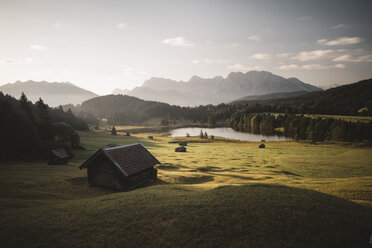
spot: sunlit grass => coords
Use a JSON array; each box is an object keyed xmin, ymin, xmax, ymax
[{"xmin": 0, "ymin": 129, "xmax": 371, "ymax": 247}]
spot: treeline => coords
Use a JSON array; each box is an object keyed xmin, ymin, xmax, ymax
[
  {"xmin": 229, "ymin": 78, "xmax": 372, "ymax": 116},
  {"xmin": 228, "ymin": 112, "xmax": 372, "ymax": 142},
  {"xmin": 0, "ymin": 92, "xmax": 87, "ymax": 161},
  {"xmin": 283, "ymin": 115, "xmax": 372, "ymax": 142},
  {"xmin": 228, "ymin": 112, "xmax": 279, "ymax": 135}
]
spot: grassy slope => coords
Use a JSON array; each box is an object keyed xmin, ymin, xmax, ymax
[{"xmin": 0, "ymin": 130, "xmax": 372, "ymax": 247}]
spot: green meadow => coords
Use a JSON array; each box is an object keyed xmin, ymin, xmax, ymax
[{"xmin": 1, "ymin": 129, "xmax": 372, "ymax": 247}]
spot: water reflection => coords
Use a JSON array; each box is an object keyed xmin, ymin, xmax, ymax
[{"xmin": 170, "ymin": 127, "xmax": 292, "ymax": 142}]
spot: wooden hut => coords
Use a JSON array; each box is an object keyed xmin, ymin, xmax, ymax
[
  {"xmin": 79, "ymin": 143, "xmax": 160, "ymax": 191},
  {"xmin": 175, "ymin": 146, "xmax": 186, "ymax": 152},
  {"xmin": 48, "ymin": 148, "xmax": 71, "ymax": 165}
]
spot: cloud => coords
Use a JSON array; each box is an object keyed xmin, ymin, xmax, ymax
[
  {"xmin": 163, "ymin": 36, "xmax": 194, "ymax": 47},
  {"xmin": 331, "ymin": 24, "xmax": 350, "ymax": 29},
  {"xmin": 302, "ymin": 64, "xmax": 345, "ymax": 70},
  {"xmin": 277, "ymin": 53, "xmax": 293, "ymax": 58},
  {"xmin": 276, "ymin": 64, "xmax": 299, "ymax": 70},
  {"xmin": 247, "ymin": 35, "xmax": 262, "ymax": 42},
  {"xmin": 204, "ymin": 58, "xmax": 231, "ymax": 63},
  {"xmin": 193, "ymin": 58, "xmax": 231, "ymax": 64},
  {"xmin": 249, "ymin": 53, "xmax": 270, "ymax": 60},
  {"xmin": 276, "ymin": 63, "xmax": 344, "ymax": 70},
  {"xmin": 226, "ymin": 64, "xmax": 260, "ymax": 71},
  {"xmin": 291, "ymin": 49, "xmax": 333, "ymax": 61},
  {"xmin": 317, "ymin": 36, "xmax": 362, "ymax": 46},
  {"xmin": 0, "ymin": 58, "xmax": 41, "ymax": 65},
  {"xmin": 116, "ymin": 23, "xmax": 128, "ymax": 29},
  {"xmin": 30, "ymin": 44, "xmax": 47, "ymax": 50},
  {"xmin": 333, "ymin": 54, "xmax": 372, "ymax": 63},
  {"xmin": 122, "ymin": 65, "xmax": 147, "ymax": 75}
]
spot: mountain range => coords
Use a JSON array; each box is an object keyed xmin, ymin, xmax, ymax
[
  {"xmin": 0, "ymin": 71, "xmax": 321, "ymax": 107},
  {"xmin": 123, "ymin": 71, "xmax": 321, "ymax": 106},
  {"xmin": 0, "ymin": 80, "xmax": 98, "ymax": 106}
]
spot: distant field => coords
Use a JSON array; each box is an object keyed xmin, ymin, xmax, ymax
[
  {"xmin": 0, "ymin": 130, "xmax": 371, "ymax": 247},
  {"xmin": 303, "ymin": 114, "xmax": 372, "ymax": 123}
]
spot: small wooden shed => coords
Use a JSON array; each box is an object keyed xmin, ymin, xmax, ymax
[
  {"xmin": 48, "ymin": 148, "xmax": 71, "ymax": 165},
  {"xmin": 79, "ymin": 143, "xmax": 160, "ymax": 191}
]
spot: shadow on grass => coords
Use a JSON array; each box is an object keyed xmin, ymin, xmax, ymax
[
  {"xmin": 206, "ymin": 172, "xmax": 267, "ymax": 181},
  {"xmin": 270, "ymin": 170, "xmax": 302, "ymax": 177},
  {"xmin": 170, "ymin": 175, "xmax": 214, "ymax": 184},
  {"xmin": 156, "ymin": 163, "xmax": 187, "ymax": 170}
]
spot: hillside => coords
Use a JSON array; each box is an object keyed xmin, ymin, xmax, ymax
[
  {"xmin": 230, "ymin": 91, "xmax": 308, "ymax": 104},
  {"xmin": 234, "ymin": 78, "xmax": 372, "ymax": 116},
  {"xmin": 127, "ymin": 71, "xmax": 321, "ymax": 106},
  {"xmin": 72, "ymin": 78, "xmax": 372, "ymax": 128},
  {"xmin": 73, "ymin": 94, "xmax": 200, "ymax": 124},
  {"xmin": 1, "ymin": 132, "xmax": 371, "ymax": 248},
  {"xmin": 0, "ymin": 80, "xmax": 98, "ymax": 106}
]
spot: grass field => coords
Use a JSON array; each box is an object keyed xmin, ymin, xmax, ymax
[
  {"xmin": 303, "ymin": 114, "xmax": 372, "ymax": 123},
  {"xmin": 0, "ymin": 130, "xmax": 371, "ymax": 247}
]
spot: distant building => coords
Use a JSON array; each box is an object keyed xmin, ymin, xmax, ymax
[
  {"xmin": 48, "ymin": 148, "xmax": 71, "ymax": 165},
  {"xmin": 79, "ymin": 143, "xmax": 159, "ymax": 191}
]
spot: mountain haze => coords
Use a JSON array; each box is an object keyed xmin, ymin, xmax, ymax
[
  {"xmin": 127, "ymin": 71, "xmax": 321, "ymax": 106},
  {"xmin": 0, "ymin": 80, "xmax": 98, "ymax": 106}
]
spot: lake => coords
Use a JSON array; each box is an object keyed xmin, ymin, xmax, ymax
[{"xmin": 170, "ymin": 127, "xmax": 292, "ymax": 142}]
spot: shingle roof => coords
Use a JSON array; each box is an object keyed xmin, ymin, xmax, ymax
[
  {"xmin": 51, "ymin": 148, "xmax": 70, "ymax": 159},
  {"xmin": 79, "ymin": 143, "xmax": 160, "ymax": 176}
]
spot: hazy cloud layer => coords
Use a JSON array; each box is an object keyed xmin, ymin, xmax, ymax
[
  {"xmin": 277, "ymin": 63, "xmax": 345, "ymax": 70},
  {"xmin": 163, "ymin": 36, "xmax": 194, "ymax": 47},
  {"xmin": 247, "ymin": 35, "xmax": 262, "ymax": 42},
  {"xmin": 331, "ymin": 24, "xmax": 350, "ymax": 29},
  {"xmin": 291, "ymin": 50, "xmax": 333, "ymax": 61},
  {"xmin": 317, "ymin": 37, "xmax": 362, "ymax": 46},
  {"xmin": 333, "ymin": 54, "xmax": 372, "ymax": 62},
  {"xmin": 227, "ymin": 64, "xmax": 260, "ymax": 71},
  {"xmin": 250, "ymin": 53, "xmax": 270, "ymax": 60},
  {"xmin": 30, "ymin": 45, "xmax": 47, "ymax": 50}
]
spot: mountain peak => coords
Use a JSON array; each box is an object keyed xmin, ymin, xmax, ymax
[
  {"xmin": 0, "ymin": 80, "xmax": 98, "ymax": 106},
  {"xmin": 127, "ymin": 71, "xmax": 320, "ymax": 106}
]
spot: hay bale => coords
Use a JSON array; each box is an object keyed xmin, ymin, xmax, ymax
[
  {"xmin": 179, "ymin": 141, "xmax": 187, "ymax": 146},
  {"xmin": 175, "ymin": 146, "xmax": 187, "ymax": 152}
]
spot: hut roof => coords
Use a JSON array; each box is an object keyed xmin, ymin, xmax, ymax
[
  {"xmin": 79, "ymin": 143, "xmax": 160, "ymax": 176},
  {"xmin": 51, "ymin": 148, "xmax": 70, "ymax": 159}
]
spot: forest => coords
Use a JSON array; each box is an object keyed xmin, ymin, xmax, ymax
[
  {"xmin": 228, "ymin": 112, "xmax": 372, "ymax": 142},
  {"xmin": 0, "ymin": 92, "xmax": 87, "ymax": 161}
]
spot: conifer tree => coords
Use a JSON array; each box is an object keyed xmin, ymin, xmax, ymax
[{"xmin": 111, "ymin": 126, "xmax": 117, "ymax": 135}]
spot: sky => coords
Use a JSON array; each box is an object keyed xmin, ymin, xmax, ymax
[{"xmin": 1, "ymin": 0, "xmax": 372, "ymax": 95}]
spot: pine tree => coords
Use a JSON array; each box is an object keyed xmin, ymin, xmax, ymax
[
  {"xmin": 19, "ymin": 92, "xmax": 34, "ymax": 122},
  {"xmin": 111, "ymin": 126, "xmax": 117, "ymax": 135},
  {"xmin": 34, "ymin": 98, "xmax": 52, "ymax": 141}
]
